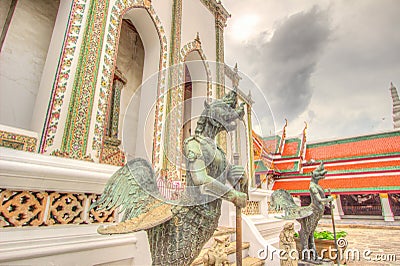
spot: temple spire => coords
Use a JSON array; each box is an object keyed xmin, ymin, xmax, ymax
[{"xmin": 390, "ymin": 82, "xmax": 400, "ymax": 129}]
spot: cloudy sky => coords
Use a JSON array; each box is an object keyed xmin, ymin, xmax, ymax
[{"xmin": 222, "ymin": 0, "xmax": 400, "ymax": 141}]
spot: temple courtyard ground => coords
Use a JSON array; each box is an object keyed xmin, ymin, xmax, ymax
[{"xmin": 317, "ymin": 220, "xmax": 400, "ymax": 265}]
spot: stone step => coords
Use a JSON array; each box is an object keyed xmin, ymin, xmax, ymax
[
  {"xmin": 203, "ymin": 226, "xmax": 237, "ymax": 249},
  {"xmin": 254, "ymin": 219, "xmax": 285, "ymax": 240},
  {"xmin": 231, "ymin": 256, "xmax": 265, "ymax": 266},
  {"xmin": 191, "ymin": 241, "xmax": 250, "ymax": 265}
]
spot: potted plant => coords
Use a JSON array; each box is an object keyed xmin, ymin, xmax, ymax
[{"xmin": 294, "ymin": 230, "xmax": 348, "ymax": 263}]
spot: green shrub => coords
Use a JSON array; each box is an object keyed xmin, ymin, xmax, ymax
[{"xmin": 294, "ymin": 230, "xmax": 347, "ymax": 240}]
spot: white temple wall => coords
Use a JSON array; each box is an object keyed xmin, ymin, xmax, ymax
[
  {"xmin": 0, "ymin": 0, "xmax": 60, "ymax": 130},
  {"xmin": 124, "ymin": 8, "xmax": 161, "ymax": 160},
  {"xmin": 185, "ymin": 52, "xmax": 209, "ymax": 134},
  {"xmin": 117, "ymin": 20, "xmax": 145, "ymax": 159},
  {"xmin": 181, "ymin": 0, "xmax": 216, "ymax": 63},
  {"xmin": 151, "ymin": 0, "xmax": 173, "ymax": 45},
  {"xmin": 31, "ymin": 0, "xmax": 78, "ymax": 144}
]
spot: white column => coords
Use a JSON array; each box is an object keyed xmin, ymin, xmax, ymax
[
  {"xmin": 380, "ymin": 193, "xmax": 395, "ymax": 222},
  {"xmin": 259, "ymin": 193, "xmax": 268, "ymax": 217},
  {"xmin": 332, "ymin": 194, "xmax": 343, "ymax": 220}
]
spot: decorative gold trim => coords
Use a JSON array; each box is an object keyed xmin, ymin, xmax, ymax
[
  {"xmin": 199, "ymin": 0, "xmax": 230, "ymax": 23},
  {"xmin": 380, "ymin": 193, "xmax": 389, "ymax": 199},
  {"xmin": 0, "ymin": 130, "xmax": 37, "ymax": 152}
]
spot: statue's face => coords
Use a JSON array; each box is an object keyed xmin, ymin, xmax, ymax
[
  {"xmin": 315, "ymin": 174, "xmax": 326, "ymax": 181},
  {"xmin": 206, "ymin": 101, "xmax": 244, "ymax": 132},
  {"xmin": 312, "ymin": 164, "xmax": 328, "ymax": 180}
]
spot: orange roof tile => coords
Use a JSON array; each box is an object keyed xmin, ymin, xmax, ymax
[
  {"xmin": 272, "ymin": 174, "xmax": 400, "ymax": 192},
  {"xmin": 274, "ymin": 161, "xmax": 298, "ymax": 172},
  {"xmin": 262, "ymin": 138, "xmax": 280, "ymax": 154},
  {"xmin": 305, "ymin": 131, "xmax": 400, "ymax": 161},
  {"xmin": 303, "ymin": 159, "xmax": 400, "ymax": 173},
  {"xmin": 282, "ymin": 139, "xmax": 301, "ymax": 157}
]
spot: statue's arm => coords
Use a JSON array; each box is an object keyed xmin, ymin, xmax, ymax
[
  {"xmin": 185, "ymin": 141, "xmax": 246, "ymax": 208},
  {"xmin": 226, "ymin": 164, "xmax": 247, "ymax": 188},
  {"xmin": 310, "ymin": 186, "xmax": 333, "ymax": 204}
]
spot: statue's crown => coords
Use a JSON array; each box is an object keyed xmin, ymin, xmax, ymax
[{"xmin": 221, "ymin": 90, "xmax": 237, "ymax": 108}]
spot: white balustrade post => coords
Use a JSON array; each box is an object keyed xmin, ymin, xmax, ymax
[{"xmin": 380, "ymin": 193, "xmax": 395, "ymax": 222}]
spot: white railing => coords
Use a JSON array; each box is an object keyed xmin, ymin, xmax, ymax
[{"xmin": 0, "ymin": 148, "xmax": 151, "ymax": 265}]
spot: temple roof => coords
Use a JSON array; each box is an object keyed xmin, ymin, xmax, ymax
[
  {"xmin": 253, "ymin": 128, "xmax": 400, "ymax": 194},
  {"xmin": 305, "ymin": 131, "xmax": 400, "ymax": 162},
  {"xmin": 282, "ymin": 138, "xmax": 301, "ymax": 157}
]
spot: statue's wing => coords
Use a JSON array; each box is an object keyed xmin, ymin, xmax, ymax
[
  {"xmin": 271, "ymin": 189, "xmax": 313, "ymax": 220},
  {"xmin": 90, "ymin": 158, "xmax": 173, "ymax": 234}
]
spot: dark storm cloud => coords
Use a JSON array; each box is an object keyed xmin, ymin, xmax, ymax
[
  {"xmin": 243, "ymin": 7, "xmax": 332, "ymax": 122},
  {"xmin": 225, "ymin": 0, "xmax": 400, "ymax": 140}
]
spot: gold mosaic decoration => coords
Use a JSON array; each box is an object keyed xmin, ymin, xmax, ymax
[
  {"xmin": 0, "ymin": 130, "xmax": 37, "ymax": 152},
  {"xmin": 100, "ymin": 137, "xmax": 126, "ymax": 166}
]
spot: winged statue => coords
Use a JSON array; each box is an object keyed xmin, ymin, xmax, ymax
[
  {"xmin": 270, "ymin": 163, "xmax": 333, "ymax": 263},
  {"xmin": 90, "ymin": 90, "xmax": 248, "ymax": 265}
]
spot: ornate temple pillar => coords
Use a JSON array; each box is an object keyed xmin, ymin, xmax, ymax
[
  {"xmin": 246, "ymin": 93, "xmax": 255, "ymax": 188},
  {"xmin": 214, "ymin": 6, "xmax": 230, "ymax": 152},
  {"xmin": 380, "ymin": 193, "xmax": 395, "ymax": 222},
  {"xmin": 215, "ymin": 12, "xmax": 227, "ymax": 99},
  {"xmin": 59, "ymin": 0, "xmax": 109, "ymax": 161},
  {"xmin": 162, "ymin": 0, "xmax": 183, "ymax": 180}
]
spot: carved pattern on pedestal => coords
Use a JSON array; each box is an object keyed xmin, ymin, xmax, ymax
[
  {"xmin": 88, "ymin": 194, "xmax": 116, "ymax": 223},
  {"xmin": 242, "ymin": 200, "xmax": 261, "ymax": 215},
  {"xmin": 46, "ymin": 192, "xmax": 86, "ymax": 225},
  {"xmin": 0, "ymin": 189, "xmax": 115, "ymax": 227},
  {"xmin": 0, "ymin": 190, "xmax": 47, "ymax": 227}
]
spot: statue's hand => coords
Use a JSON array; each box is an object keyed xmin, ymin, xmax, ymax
[
  {"xmin": 325, "ymin": 196, "xmax": 334, "ymax": 203},
  {"xmin": 231, "ymin": 190, "xmax": 247, "ymax": 208}
]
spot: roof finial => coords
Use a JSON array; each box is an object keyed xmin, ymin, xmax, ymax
[
  {"xmin": 195, "ymin": 32, "xmax": 201, "ymax": 43},
  {"xmin": 390, "ymin": 82, "xmax": 400, "ymax": 129}
]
